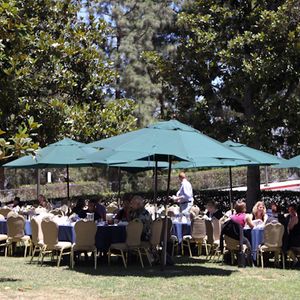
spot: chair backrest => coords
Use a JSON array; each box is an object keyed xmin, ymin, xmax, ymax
[
  {"xmin": 205, "ymin": 220, "xmax": 214, "ymax": 245},
  {"xmin": 190, "ymin": 205, "xmax": 200, "ymax": 217},
  {"xmin": 150, "ymin": 218, "xmax": 163, "ymax": 246},
  {"xmin": 41, "ymin": 218, "xmax": 58, "ymax": 248},
  {"xmin": 126, "ymin": 219, "xmax": 143, "ymax": 247},
  {"xmin": 212, "ymin": 218, "xmax": 221, "ymax": 241},
  {"xmin": 74, "ymin": 220, "xmax": 97, "ymax": 247},
  {"xmin": 264, "ymin": 222, "xmax": 284, "ymax": 248},
  {"xmin": 31, "ymin": 217, "xmax": 43, "ymax": 245},
  {"xmin": 7, "ymin": 214, "xmax": 25, "ymax": 239},
  {"xmin": 191, "ymin": 217, "xmax": 206, "ymax": 240},
  {"xmin": 224, "ymin": 235, "xmax": 240, "ymax": 251},
  {"xmin": 0, "ymin": 208, "xmax": 12, "ymax": 218}
]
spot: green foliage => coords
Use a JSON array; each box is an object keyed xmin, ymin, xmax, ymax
[
  {"xmin": 145, "ymin": 0, "xmax": 300, "ymax": 156},
  {"xmin": 0, "ymin": 116, "xmax": 41, "ymax": 160},
  {"xmin": 90, "ymin": 0, "xmax": 178, "ymax": 125}
]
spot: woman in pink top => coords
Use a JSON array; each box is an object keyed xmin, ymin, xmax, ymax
[{"xmin": 231, "ymin": 200, "xmax": 254, "ymax": 229}]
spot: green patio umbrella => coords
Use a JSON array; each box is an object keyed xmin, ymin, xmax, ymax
[
  {"xmin": 3, "ymin": 138, "xmax": 97, "ymax": 200},
  {"xmin": 88, "ymin": 120, "xmax": 252, "ymax": 268},
  {"xmin": 223, "ymin": 140, "xmax": 284, "ymax": 190},
  {"xmin": 273, "ymin": 155, "xmax": 300, "ymax": 169}
]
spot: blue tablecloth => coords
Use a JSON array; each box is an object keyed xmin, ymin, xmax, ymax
[
  {"xmin": 244, "ymin": 228, "xmax": 264, "ymax": 261},
  {"xmin": 0, "ymin": 220, "xmax": 126, "ymax": 252},
  {"xmin": 0, "ymin": 220, "xmax": 31, "ymax": 235},
  {"xmin": 57, "ymin": 224, "xmax": 126, "ymax": 252},
  {"xmin": 172, "ymin": 221, "xmax": 191, "ymax": 243}
]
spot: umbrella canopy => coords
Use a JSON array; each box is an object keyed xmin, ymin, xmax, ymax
[
  {"xmin": 273, "ymin": 155, "xmax": 300, "ymax": 169},
  {"xmin": 223, "ymin": 140, "xmax": 283, "ymax": 165},
  {"xmin": 111, "ymin": 160, "xmax": 169, "ymax": 173},
  {"xmin": 3, "ymin": 138, "xmax": 98, "ymax": 199},
  {"xmin": 4, "ymin": 138, "xmax": 97, "ymax": 168},
  {"xmin": 89, "ymin": 120, "xmax": 254, "ymax": 269},
  {"xmin": 89, "ymin": 120, "xmax": 250, "ymax": 162},
  {"xmin": 173, "ymin": 157, "xmax": 258, "ymax": 169}
]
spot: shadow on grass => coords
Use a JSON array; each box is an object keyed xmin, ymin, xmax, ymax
[
  {"xmin": 0, "ymin": 277, "xmax": 21, "ymax": 283},
  {"xmin": 65, "ymin": 256, "xmax": 237, "ymax": 278}
]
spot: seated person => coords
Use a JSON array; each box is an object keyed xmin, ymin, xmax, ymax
[
  {"xmin": 287, "ymin": 205, "xmax": 300, "ymax": 267},
  {"xmin": 266, "ymin": 202, "xmax": 285, "ymax": 225},
  {"xmin": 230, "ymin": 200, "xmax": 254, "ymax": 251},
  {"xmin": 115, "ymin": 193, "xmax": 132, "ymax": 222},
  {"xmin": 94, "ymin": 199, "xmax": 106, "ymax": 221},
  {"xmin": 231, "ymin": 200, "xmax": 254, "ymax": 229},
  {"xmin": 83, "ymin": 199, "xmax": 101, "ymax": 222},
  {"xmin": 286, "ymin": 204, "xmax": 298, "ymax": 234},
  {"xmin": 250, "ymin": 201, "xmax": 268, "ymax": 224},
  {"xmin": 38, "ymin": 194, "xmax": 52, "ymax": 211},
  {"xmin": 129, "ymin": 195, "xmax": 152, "ymax": 241},
  {"xmin": 205, "ymin": 200, "xmax": 223, "ymax": 220},
  {"xmin": 71, "ymin": 198, "xmax": 87, "ymax": 219}
]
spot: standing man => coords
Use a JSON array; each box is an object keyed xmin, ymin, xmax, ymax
[{"xmin": 171, "ymin": 171, "xmax": 194, "ymax": 214}]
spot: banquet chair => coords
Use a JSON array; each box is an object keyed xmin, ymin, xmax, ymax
[
  {"xmin": 0, "ymin": 208, "xmax": 12, "ymax": 218},
  {"xmin": 209, "ymin": 218, "xmax": 222, "ymax": 261},
  {"xmin": 71, "ymin": 220, "xmax": 97, "ymax": 269},
  {"xmin": 41, "ymin": 218, "xmax": 72, "ymax": 267},
  {"xmin": 257, "ymin": 222, "xmax": 285, "ymax": 269},
  {"xmin": 160, "ymin": 217, "xmax": 178, "ymax": 257},
  {"xmin": 182, "ymin": 216, "xmax": 208, "ymax": 257},
  {"xmin": 30, "ymin": 217, "xmax": 44, "ymax": 263},
  {"xmin": 141, "ymin": 218, "xmax": 163, "ymax": 266},
  {"xmin": 5, "ymin": 214, "xmax": 31, "ymax": 257},
  {"xmin": 190, "ymin": 205, "xmax": 200, "ymax": 218},
  {"xmin": 108, "ymin": 219, "xmax": 143, "ymax": 268}
]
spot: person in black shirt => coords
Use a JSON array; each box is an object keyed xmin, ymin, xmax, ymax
[{"xmin": 205, "ymin": 200, "xmax": 223, "ymax": 220}]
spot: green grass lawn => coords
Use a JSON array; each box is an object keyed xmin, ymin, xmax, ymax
[{"xmin": 0, "ymin": 255, "xmax": 300, "ymax": 300}]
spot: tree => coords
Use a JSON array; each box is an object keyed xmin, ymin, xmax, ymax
[
  {"xmin": 145, "ymin": 0, "xmax": 300, "ymax": 209},
  {"xmin": 89, "ymin": 0, "xmax": 178, "ymax": 126}
]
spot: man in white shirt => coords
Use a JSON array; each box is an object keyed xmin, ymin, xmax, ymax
[{"xmin": 171, "ymin": 172, "xmax": 194, "ymax": 214}]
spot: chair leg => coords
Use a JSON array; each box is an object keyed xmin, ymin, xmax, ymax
[
  {"xmin": 57, "ymin": 249, "xmax": 63, "ymax": 267},
  {"xmin": 71, "ymin": 249, "xmax": 74, "ymax": 269},
  {"xmin": 187, "ymin": 240, "xmax": 192, "ymax": 257},
  {"xmin": 230, "ymin": 252, "xmax": 234, "ymax": 265},
  {"xmin": 261, "ymin": 251, "xmax": 264, "ymax": 268},
  {"xmin": 282, "ymin": 251, "xmax": 285, "ymax": 269},
  {"xmin": 137, "ymin": 249, "xmax": 144, "ymax": 268},
  {"xmin": 30, "ymin": 245, "xmax": 37, "ymax": 263},
  {"xmin": 94, "ymin": 249, "xmax": 97, "ymax": 270},
  {"xmin": 24, "ymin": 244, "xmax": 28, "ymax": 258},
  {"xmin": 108, "ymin": 249, "xmax": 111, "ymax": 265},
  {"xmin": 181, "ymin": 242, "xmax": 184, "ymax": 256},
  {"xmin": 145, "ymin": 249, "xmax": 152, "ymax": 266},
  {"xmin": 120, "ymin": 250, "xmax": 127, "ymax": 268}
]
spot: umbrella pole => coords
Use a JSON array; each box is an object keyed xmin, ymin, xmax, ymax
[
  {"xmin": 67, "ymin": 165, "xmax": 70, "ymax": 201},
  {"xmin": 36, "ymin": 169, "xmax": 41, "ymax": 200},
  {"xmin": 264, "ymin": 166, "xmax": 269, "ymax": 186},
  {"xmin": 154, "ymin": 159, "xmax": 158, "ymax": 218},
  {"xmin": 229, "ymin": 166, "xmax": 233, "ymax": 212},
  {"xmin": 118, "ymin": 167, "xmax": 121, "ymax": 208},
  {"xmin": 161, "ymin": 156, "xmax": 172, "ymax": 270}
]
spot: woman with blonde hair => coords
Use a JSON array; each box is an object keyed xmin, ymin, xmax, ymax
[{"xmin": 251, "ymin": 201, "xmax": 268, "ymax": 224}]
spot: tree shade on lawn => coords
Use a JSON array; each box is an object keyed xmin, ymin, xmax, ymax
[{"xmin": 88, "ymin": 119, "xmax": 254, "ymax": 268}]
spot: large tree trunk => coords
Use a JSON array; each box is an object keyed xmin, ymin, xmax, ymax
[{"xmin": 246, "ymin": 166, "xmax": 261, "ymax": 212}]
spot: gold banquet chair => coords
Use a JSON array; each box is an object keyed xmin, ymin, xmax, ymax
[
  {"xmin": 141, "ymin": 218, "xmax": 163, "ymax": 266},
  {"xmin": 5, "ymin": 213, "xmax": 31, "ymax": 257},
  {"xmin": 257, "ymin": 222, "xmax": 285, "ymax": 269},
  {"xmin": 0, "ymin": 208, "xmax": 12, "ymax": 218},
  {"xmin": 108, "ymin": 219, "xmax": 144, "ymax": 268},
  {"xmin": 182, "ymin": 216, "xmax": 208, "ymax": 257},
  {"xmin": 71, "ymin": 220, "xmax": 97, "ymax": 269},
  {"xmin": 41, "ymin": 218, "xmax": 72, "ymax": 267},
  {"xmin": 30, "ymin": 217, "xmax": 45, "ymax": 263}
]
